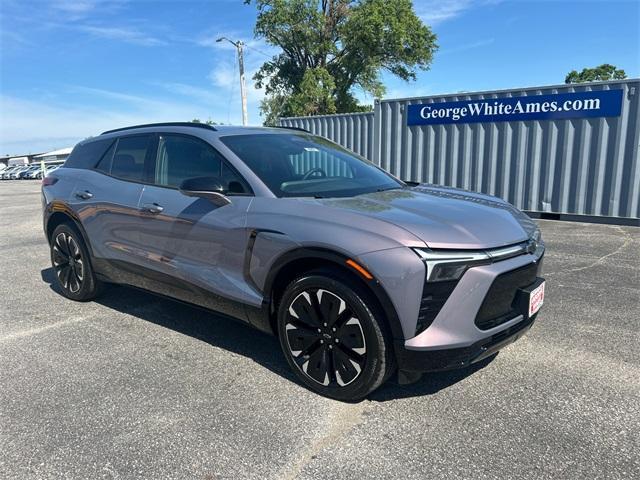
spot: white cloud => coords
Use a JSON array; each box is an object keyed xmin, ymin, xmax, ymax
[
  {"xmin": 76, "ymin": 25, "xmax": 166, "ymax": 46},
  {"xmin": 415, "ymin": 0, "xmax": 501, "ymax": 26},
  {"xmin": 153, "ymin": 82, "xmax": 222, "ymax": 106},
  {"xmin": 209, "ymin": 63, "xmax": 265, "ymax": 104},
  {"xmin": 51, "ymin": 0, "xmax": 127, "ymax": 19},
  {"xmin": 439, "ymin": 38, "xmax": 495, "ymax": 55},
  {"xmin": 0, "ymin": 91, "xmax": 220, "ymax": 155}
]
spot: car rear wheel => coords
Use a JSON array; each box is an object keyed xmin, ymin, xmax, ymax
[
  {"xmin": 50, "ymin": 223, "xmax": 101, "ymax": 301},
  {"xmin": 277, "ymin": 270, "xmax": 395, "ymax": 401}
]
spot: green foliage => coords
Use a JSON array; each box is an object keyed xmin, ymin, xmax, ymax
[
  {"xmin": 191, "ymin": 118, "xmax": 221, "ymax": 125},
  {"xmin": 565, "ymin": 64, "xmax": 627, "ymax": 84},
  {"xmin": 247, "ymin": 0, "xmax": 437, "ymax": 124},
  {"xmin": 289, "ymin": 68, "xmax": 337, "ymax": 116}
]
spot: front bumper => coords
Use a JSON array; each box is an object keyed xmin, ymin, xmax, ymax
[
  {"xmin": 395, "ymin": 313, "xmax": 537, "ymax": 372},
  {"xmin": 396, "ymin": 252, "xmax": 545, "ymax": 373}
]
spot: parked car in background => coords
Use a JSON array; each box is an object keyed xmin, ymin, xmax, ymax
[
  {"xmin": 11, "ymin": 167, "xmax": 27, "ymax": 179},
  {"xmin": 42, "ymin": 122, "xmax": 545, "ymax": 400},
  {"xmin": 1, "ymin": 166, "xmax": 17, "ymax": 179},
  {"xmin": 40, "ymin": 165, "xmax": 61, "ymax": 179},
  {"xmin": 1, "ymin": 166, "xmax": 23, "ymax": 179},
  {"xmin": 6, "ymin": 165, "xmax": 29, "ymax": 180},
  {"xmin": 26, "ymin": 166, "xmax": 44, "ymax": 179},
  {"xmin": 18, "ymin": 165, "xmax": 41, "ymax": 179}
]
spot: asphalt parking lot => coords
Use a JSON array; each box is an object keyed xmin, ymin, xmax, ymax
[{"xmin": 0, "ymin": 180, "xmax": 638, "ymax": 480}]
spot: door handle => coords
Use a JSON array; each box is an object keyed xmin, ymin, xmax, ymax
[
  {"xmin": 74, "ymin": 190, "xmax": 93, "ymax": 200},
  {"xmin": 141, "ymin": 203, "xmax": 164, "ymax": 214}
]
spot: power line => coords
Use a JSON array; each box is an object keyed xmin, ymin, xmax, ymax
[{"xmin": 243, "ymin": 43, "xmax": 273, "ymax": 59}]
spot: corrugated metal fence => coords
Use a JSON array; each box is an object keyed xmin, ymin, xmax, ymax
[{"xmin": 279, "ymin": 80, "xmax": 639, "ymax": 220}]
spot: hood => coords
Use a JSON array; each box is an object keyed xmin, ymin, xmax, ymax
[{"xmin": 316, "ymin": 185, "xmax": 538, "ymax": 249}]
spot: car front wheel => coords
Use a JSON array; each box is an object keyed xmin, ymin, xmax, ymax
[{"xmin": 277, "ymin": 270, "xmax": 395, "ymax": 401}]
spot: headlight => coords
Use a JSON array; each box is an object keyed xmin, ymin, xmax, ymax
[
  {"xmin": 528, "ymin": 228, "xmax": 544, "ymax": 258},
  {"xmin": 414, "ymin": 230, "xmax": 545, "ymax": 283},
  {"xmin": 413, "ymin": 248, "xmax": 491, "ymax": 282},
  {"xmin": 531, "ymin": 228, "xmax": 541, "ymax": 243}
]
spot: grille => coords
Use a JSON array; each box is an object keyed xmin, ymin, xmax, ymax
[
  {"xmin": 416, "ymin": 279, "xmax": 458, "ymax": 335},
  {"xmin": 475, "ymin": 262, "xmax": 539, "ymax": 330}
]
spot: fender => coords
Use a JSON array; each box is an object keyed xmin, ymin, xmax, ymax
[
  {"xmin": 249, "ymin": 246, "xmax": 404, "ymax": 340},
  {"xmin": 44, "ymin": 201, "xmax": 96, "ymax": 258}
]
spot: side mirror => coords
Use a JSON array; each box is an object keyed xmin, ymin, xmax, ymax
[{"xmin": 179, "ymin": 176, "xmax": 231, "ymax": 207}]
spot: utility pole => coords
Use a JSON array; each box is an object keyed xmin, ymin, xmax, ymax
[{"xmin": 216, "ymin": 37, "xmax": 248, "ymax": 126}]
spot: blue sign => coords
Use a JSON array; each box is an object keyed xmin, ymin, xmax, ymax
[{"xmin": 407, "ymin": 89, "xmax": 623, "ymax": 126}]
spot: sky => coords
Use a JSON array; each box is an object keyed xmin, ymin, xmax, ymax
[{"xmin": 0, "ymin": 0, "xmax": 638, "ymax": 155}]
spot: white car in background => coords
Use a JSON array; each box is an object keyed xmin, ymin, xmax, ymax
[
  {"xmin": 1, "ymin": 166, "xmax": 20, "ymax": 179},
  {"xmin": 10, "ymin": 166, "xmax": 30, "ymax": 179},
  {"xmin": 41, "ymin": 165, "xmax": 61, "ymax": 178}
]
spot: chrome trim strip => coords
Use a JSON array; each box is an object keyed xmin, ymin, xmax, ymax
[{"xmin": 414, "ymin": 238, "xmax": 544, "ymax": 282}]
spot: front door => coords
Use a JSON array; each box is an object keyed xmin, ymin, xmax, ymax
[{"xmin": 136, "ymin": 133, "xmax": 257, "ymax": 318}]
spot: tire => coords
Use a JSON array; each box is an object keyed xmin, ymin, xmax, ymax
[
  {"xmin": 50, "ymin": 222, "xmax": 101, "ymax": 301},
  {"xmin": 277, "ymin": 269, "xmax": 395, "ymax": 401}
]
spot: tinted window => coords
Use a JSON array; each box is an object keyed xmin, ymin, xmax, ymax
[
  {"xmin": 65, "ymin": 139, "xmax": 114, "ymax": 169},
  {"xmin": 95, "ymin": 141, "xmax": 116, "ymax": 173},
  {"xmin": 111, "ymin": 135, "xmax": 151, "ymax": 182},
  {"xmin": 220, "ymin": 133, "xmax": 402, "ymax": 198},
  {"xmin": 154, "ymin": 134, "xmax": 249, "ymax": 193}
]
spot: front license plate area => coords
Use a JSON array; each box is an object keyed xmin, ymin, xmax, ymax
[
  {"xmin": 513, "ymin": 277, "xmax": 545, "ymax": 320},
  {"xmin": 528, "ymin": 281, "xmax": 545, "ymax": 317}
]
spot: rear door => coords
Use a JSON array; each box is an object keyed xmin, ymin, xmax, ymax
[
  {"xmin": 71, "ymin": 134, "xmax": 154, "ymax": 275},
  {"xmin": 137, "ymin": 133, "xmax": 256, "ymax": 312}
]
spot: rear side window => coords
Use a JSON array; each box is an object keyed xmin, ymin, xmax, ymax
[
  {"xmin": 65, "ymin": 139, "xmax": 114, "ymax": 169},
  {"xmin": 110, "ymin": 135, "xmax": 152, "ymax": 182},
  {"xmin": 95, "ymin": 141, "xmax": 116, "ymax": 173}
]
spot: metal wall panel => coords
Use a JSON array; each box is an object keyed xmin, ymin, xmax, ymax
[
  {"xmin": 279, "ymin": 80, "xmax": 639, "ymax": 219},
  {"xmin": 279, "ymin": 111, "xmax": 375, "ymax": 160}
]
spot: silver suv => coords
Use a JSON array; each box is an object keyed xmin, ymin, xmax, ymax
[{"xmin": 42, "ymin": 122, "xmax": 545, "ymax": 400}]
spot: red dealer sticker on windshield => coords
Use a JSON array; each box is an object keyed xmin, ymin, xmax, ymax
[{"xmin": 529, "ymin": 282, "xmax": 545, "ymax": 317}]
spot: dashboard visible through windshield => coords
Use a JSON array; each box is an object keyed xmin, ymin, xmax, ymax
[{"xmin": 220, "ymin": 133, "xmax": 403, "ymax": 198}]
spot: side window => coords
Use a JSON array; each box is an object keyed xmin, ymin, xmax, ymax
[
  {"xmin": 221, "ymin": 162, "xmax": 250, "ymax": 194},
  {"xmin": 65, "ymin": 138, "xmax": 113, "ymax": 169},
  {"xmin": 287, "ymin": 149, "xmax": 354, "ymax": 179},
  {"xmin": 110, "ymin": 135, "xmax": 151, "ymax": 182},
  {"xmin": 95, "ymin": 141, "xmax": 116, "ymax": 173},
  {"xmin": 155, "ymin": 135, "xmax": 221, "ymax": 188},
  {"xmin": 154, "ymin": 134, "xmax": 250, "ymax": 194}
]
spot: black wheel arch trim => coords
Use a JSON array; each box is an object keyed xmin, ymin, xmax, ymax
[
  {"xmin": 252, "ymin": 246, "xmax": 404, "ymax": 341},
  {"xmin": 44, "ymin": 201, "xmax": 95, "ymax": 258}
]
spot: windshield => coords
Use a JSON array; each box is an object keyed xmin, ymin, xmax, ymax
[{"xmin": 220, "ymin": 133, "xmax": 403, "ymax": 198}]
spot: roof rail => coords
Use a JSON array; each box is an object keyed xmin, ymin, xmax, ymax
[
  {"xmin": 101, "ymin": 122, "xmax": 217, "ymax": 135},
  {"xmin": 272, "ymin": 125, "xmax": 310, "ymax": 133}
]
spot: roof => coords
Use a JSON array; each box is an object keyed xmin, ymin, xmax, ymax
[
  {"xmin": 97, "ymin": 123, "xmax": 309, "ymax": 138},
  {"xmin": 34, "ymin": 147, "xmax": 73, "ymax": 158}
]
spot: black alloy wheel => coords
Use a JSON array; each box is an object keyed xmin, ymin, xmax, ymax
[
  {"xmin": 50, "ymin": 223, "xmax": 101, "ymax": 301},
  {"xmin": 52, "ymin": 231, "xmax": 84, "ymax": 294},
  {"xmin": 285, "ymin": 288, "xmax": 367, "ymax": 387},
  {"xmin": 277, "ymin": 270, "xmax": 394, "ymax": 401}
]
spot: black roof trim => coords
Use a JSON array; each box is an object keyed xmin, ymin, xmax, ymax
[
  {"xmin": 272, "ymin": 125, "xmax": 310, "ymax": 133},
  {"xmin": 101, "ymin": 122, "xmax": 217, "ymax": 135}
]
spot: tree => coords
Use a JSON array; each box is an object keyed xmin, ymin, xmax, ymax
[
  {"xmin": 246, "ymin": 0, "xmax": 437, "ymax": 124},
  {"xmin": 565, "ymin": 64, "xmax": 627, "ymax": 84},
  {"xmin": 191, "ymin": 118, "xmax": 220, "ymax": 125}
]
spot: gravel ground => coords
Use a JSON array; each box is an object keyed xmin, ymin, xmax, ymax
[{"xmin": 1, "ymin": 180, "xmax": 638, "ymax": 479}]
